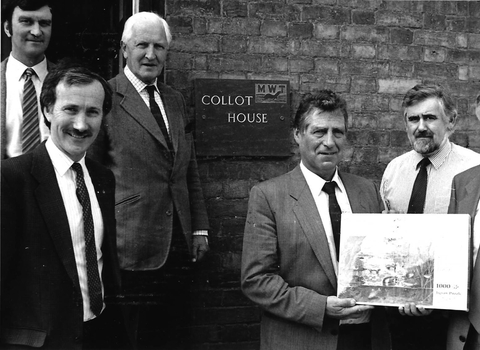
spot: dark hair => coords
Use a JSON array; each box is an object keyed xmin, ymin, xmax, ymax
[
  {"xmin": 2, "ymin": 0, "xmax": 52, "ymax": 25},
  {"xmin": 293, "ymin": 90, "xmax": 348, "ymax": 132},
  {"xmin": 402, "ymin": 84, "xmax": 457, "ymax": 123},
  {"xmin": 40, "ymin": 63, "xmax": 112, "ymax": 128}
]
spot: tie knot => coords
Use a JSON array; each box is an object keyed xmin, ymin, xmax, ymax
[
  {"xmin": 24, "ymin": 68, "xmax": 35, "ymax": 78},
  {"xmin": 417, "ymin": 157, "xmax": 431, "ymax": 170},
  {"xmin": 322, "ymin": 181, "xmax": 337, "ymax": 195},
  {"xmin": 146, "ymin": 85, "xmax": 156, "ymax": 98},
  {"xmin": 71, "ymin": 162, "xmax": 83, "ymax": 176}
]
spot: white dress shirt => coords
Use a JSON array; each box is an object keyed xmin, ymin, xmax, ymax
[
  {"xmin": 46, "ymin": 138, "xmax": 105, "ymax": 321},
  {"xmin": 381, "ymin": 140, "xmax": 480, "ymax": 214},
  {"xmin": 300, "ymin": 162, "xmax": 370, "ymax": 325},
  {"xmin": 300, "ymin": 162, "xmax": 352, "ymax": 275},
  {"xmin": 5, "ymin": 54, "xmax": 50, "ymax": 158}
]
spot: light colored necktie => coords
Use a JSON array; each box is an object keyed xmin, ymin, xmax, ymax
[{"xmin": 21, "ymin": 68, "xmax": 40, "ymax": 153}]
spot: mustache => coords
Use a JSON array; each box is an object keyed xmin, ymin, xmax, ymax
[
  {"xmin": 414, "ymin": 130, "xmax": 434, "ymax": 138},
  {"xmin": 66, "ymin": 128, "xmax": 93, "ymax": 138}
]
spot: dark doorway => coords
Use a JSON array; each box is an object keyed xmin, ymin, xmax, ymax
[{"xmin": 1, "ymin": 0, "xmax": 165, "ymax": 80}]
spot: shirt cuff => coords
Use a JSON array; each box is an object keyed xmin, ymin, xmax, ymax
[
  {"xmin": 193, "ymin": 230, "xmax": 208, "ymax": 236},
  {"xmin": 193, "ymin": 230, "xmax": 208, "ymax": 245}
]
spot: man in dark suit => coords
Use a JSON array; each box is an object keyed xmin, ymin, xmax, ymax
[
  {"xmin": 446, "ymin": 93, "xmax": 480, "ymax": 350},
  {"xmin": 90, "ymin": 12, "xmax": 210, "ymax": 347},
  {"xmin": 241, "ymin": 90, "xmax": 391, "ymax": 350},
  {"xmin": 1, "ymin": 65, "xmax": 124, "ymax": 349},
  {"xmin": 1, "ymin": 0, "xmax": 54, "ymax": 159}
]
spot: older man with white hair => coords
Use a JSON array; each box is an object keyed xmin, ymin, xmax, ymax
[{"xmin": 90, "ymin": 12, "xmax": 210, "ymax": 348}]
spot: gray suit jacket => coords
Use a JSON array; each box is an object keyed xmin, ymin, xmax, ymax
[
  {"xmin": 0, "ymin": 57, "xmax": 55, "ymax": 159},
  {"xmin": 89, "ymin": 71, "xmax": 209, "ymax": 270},
  {"xmin": 447, "ymin": 165, "xmax": 480, "ymax": 350},
  {"xmin": 241, "ymin": 166, "xmax": 391, "ymax": 350}
]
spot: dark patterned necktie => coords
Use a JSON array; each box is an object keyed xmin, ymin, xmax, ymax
[
  {"xmin": 71, "ymin": 163, "xmax": 103, "ymax": 316},
  {"xmin": 407, "ymin": 157, "xmax": 431, "ymax": 214},
  {"xmin": 22, "ymin": 68, "xmax": 40, "ymax": 153},
  {"xmin": 146, "ymin": 85, "xmax": 173, "ymax": 154},
  {"xmin": 322, "ymin": 181, "xmax": 342, "ymax": 259}
]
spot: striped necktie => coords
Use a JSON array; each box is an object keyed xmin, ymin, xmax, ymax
[{"xmin": 22, "ymin": 68, "xmax": 40, "ymax": 153}]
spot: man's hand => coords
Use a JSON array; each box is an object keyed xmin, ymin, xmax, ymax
[
  {"xmin": 326, "ymin": 296, "xmax": 374, "ymax": 320},
  {"xmin": 398, "ymin": 302, "xmax": 432, "ymax": 316},
  {"xmin": 192, "ymin": 236, "xmax": 209, "ymax": 262}
]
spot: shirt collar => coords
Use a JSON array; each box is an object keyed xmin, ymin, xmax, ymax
[
  {"xmin": 124, "ymin": 65, "xmax": 159, "ymax": 94},
  {"xmin": 412, "ymin": 139, "xmax": 451, "ymax": 170},
  {"xmin": 7, "ymin": 53, "xmax": 48, "ymax": 82},
  {"xmin": 45, "ymin": 138, "xmax": 86, "ymax": 177},
  {"xmin": 299, "ymin": 161, "xmax": 346, "ymax": 196}
]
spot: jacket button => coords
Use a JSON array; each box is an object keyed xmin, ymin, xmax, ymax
[
  {"xmin": 166, "ymin": 210, "xmax": 172, "ymax": 216},
  {"xmin": 459, "ymin": 335, "xmax": 466, "ymax": 342},
  {"xmin": 74, "ymin": 336, "xmax": 82, "ymax": 343}
]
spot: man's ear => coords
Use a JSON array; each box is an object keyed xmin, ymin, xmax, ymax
[
  {"xmin": 120, "ymin": 41, "xmax": 127, "ymax": 59},
  {"xmin": 3, "ymin": 21, "xmax": 11, "ymax": 37},
  {"xmin": 293, "ymin": 128, "xmax": 301, "ymax": 144},
  {"xmin": 43, "ymin": 106, "xmax": 52, "ymax": 122},
  {"xmin": 446, "ymin": 113, "xmax": 457, "ymax": 133}
]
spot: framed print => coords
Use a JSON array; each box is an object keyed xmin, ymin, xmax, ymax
[{"xmin": 337, "ymin": 213, "xmax": 470, "ymax": 311}]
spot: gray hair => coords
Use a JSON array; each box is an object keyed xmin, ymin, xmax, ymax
[{"xmin": 121, "ymin": 12, "xmax": 172, "ymax": 46}]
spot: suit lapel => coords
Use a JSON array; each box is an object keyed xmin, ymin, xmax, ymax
[
  {"xmin": 157, "ymin": 83, "xmax": 180, "ymax": 153},
  {"xmin": 458, "ymin": 174, "xmax": 480, "ymax": 218},
  {"xmin": 86, "ymin": 160, "xmax": 109, "ymax": 215},
  {"xmin": 455, "ymin": 170, "xmax": 480, "ymax": 331},
  {"xmin": 31, "ymin": 143, "xmax": 81, "ymax": 290},
  {"xmin": 1, "ymin": 58, "xmax": 7, "ymax": 159},
  {"xmin": 85, "ymin": 159, "xmax": 120, "ymax": 288},
  {"xmin": 115, "ymin": 72, "xmax": 169, "ymax": 149},
  {"xmin": 289, "ymin": 167, "xmax": 337, "ymax": 289},
  {"xmin": 340, "ymin": 172, "xmax": 369, "ymax": 213}
]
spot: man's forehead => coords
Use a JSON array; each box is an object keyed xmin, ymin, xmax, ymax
[
  {"xmin": 306, "ymin": 109, "xmax": 345, "ymax": 127},
  {"xmin": 405, "ymin": 97, "xmax": 443, "ymax": 116},
  {"xmin": 12, "ymin": 5, "xmax": 52, "ymax": 20},
  {"xmin": 55, "ymin": 81, "xmax": 103, "ymax": 99}
]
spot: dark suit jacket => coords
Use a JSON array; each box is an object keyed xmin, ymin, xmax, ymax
[
  {"xmin": 0, "ymin": 57, "xmax": 55, "ymax": 159},
  {"xmin": 241, "ymin": 166, "xmax": 391, "ymax": 350},
  {"xmin": 0, "ymin": 142, "xmax": 121, "ymax": 349},
  {"xmin": 447, "ymin": 165, "xmax": 480, "ymax": 350},
  {"xmin": 89, "ymin": 71, "xmax": 209, "ymax": 270}
]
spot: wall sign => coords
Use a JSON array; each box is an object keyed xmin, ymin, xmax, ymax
[{"xmin": 195, "ymin": 79, "xmax": 291, "ymax": 156}]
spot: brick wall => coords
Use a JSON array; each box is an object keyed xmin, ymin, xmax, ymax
[{"xmin": 165, "ymin": 1, "xmax": 480, "ymax": 348}]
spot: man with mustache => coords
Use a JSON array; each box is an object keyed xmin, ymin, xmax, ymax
[
  {"xmin": 380, "ymin": 84, "xmax": 480, "ymax": 350},
  {"xmin": 1, "ymin": 0, "xmax": 54, "ymax": 159},
  {"xmin": 1, "ymin": 64, "xmax": 128, "ymax": 349}
]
